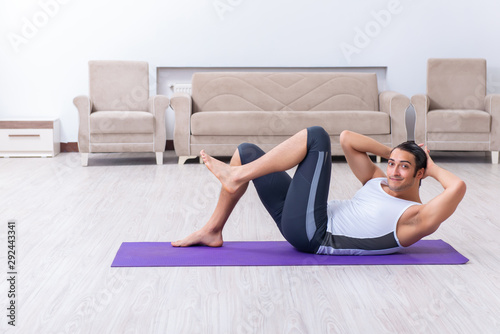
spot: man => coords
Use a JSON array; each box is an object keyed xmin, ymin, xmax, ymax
[{"xmin": 172, "ymin": 126, "xmax": 466, "ymax": 255}]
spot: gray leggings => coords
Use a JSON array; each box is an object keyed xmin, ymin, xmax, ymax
[{"xmin": 238, "ymin": 126, "xmax": 331, "ymax": 253}]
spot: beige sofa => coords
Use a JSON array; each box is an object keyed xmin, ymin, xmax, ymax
[
  {"xmin": 74, "ymin": 60, "xmax": 169, "ymax": 166},
  {"xmin": 171, "ymin": 72, "xmax": 410, "ymax": 164},
  {"xmin": 411, "ymin": 58, "xmax": 500, "ymax": 164}
]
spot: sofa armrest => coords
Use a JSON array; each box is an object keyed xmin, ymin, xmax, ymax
[
  {"xmin": 485, "ymin": 94, "xmax": 500, "ymax": 150},
  {"xmin": 73, "ymin": 95, "xmax": 93, "ymax": 153},
  {"xmin": 170, "ymin": 92, "xmax": 193, "ymax": 157},
  {"xmin": 148, "ymin": 95, "xmax": 169, "ymax": 152},
  {"xmin": 379, "ymin": 91, "xmax": 409, "ymax": 147},
  {"xmin": 410, "ymin": 94, "xmax": 429, "ymax": 145}
]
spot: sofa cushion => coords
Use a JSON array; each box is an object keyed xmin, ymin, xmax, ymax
[
  {"xmin": 191, "ymin": 72, "xmax": 379, "ymax": 113},
  {"xmin": 191, "ymin": 111, "xmax": 389, "ymax": 136},
  {"xmin": 90, "ymin": 111, "xmax": 154, "ymax": 134},
  {"xmin": 427, "ymin": 109, "xmax": 491, "ymax": 133}
]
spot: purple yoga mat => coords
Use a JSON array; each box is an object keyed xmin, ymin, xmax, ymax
[{"xmin": 111, "ymin": 239, "xmax": 468, "ymax": 267}]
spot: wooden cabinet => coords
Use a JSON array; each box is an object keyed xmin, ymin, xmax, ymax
[{"xmin": 0, "ymin": 119, "xmax": 60, "ymax": 157}]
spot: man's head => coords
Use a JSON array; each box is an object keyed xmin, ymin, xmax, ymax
[
  {"xmin": 393, "ymin": 141, "xmax": 428, "ymax": 174},
  {"xmin": 386, "ymin": 141, "xmax": 428, "ymax": 191}
]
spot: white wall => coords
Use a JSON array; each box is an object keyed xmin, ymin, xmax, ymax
[{"xmin": 1, "ymin": 0, "xmax": 500, "ymax": 142}]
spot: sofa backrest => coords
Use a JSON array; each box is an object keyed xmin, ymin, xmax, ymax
[
  {"xmin": 427, "ymin": 58, "xmax": 486, "ymax": 111},
  {"xmin": 89, "ymin": 60, "xmax": 149, "ymax": 112},
  {"xmin": 191, "ymin": 72, "xmax": 379, "ymax": 113}
]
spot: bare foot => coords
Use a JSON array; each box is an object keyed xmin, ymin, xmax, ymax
[
  {"xmin": 201, "ymin": 150, "xmax": 242, "ymax": 193},
  {"xmin": 171, "ymin": 228, "xmax": 223, "ymax": 247}
]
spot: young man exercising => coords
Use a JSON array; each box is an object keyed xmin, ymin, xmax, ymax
[{"xmin": 172, "ymin": 126, "xmax": 466, "ymax": 255}]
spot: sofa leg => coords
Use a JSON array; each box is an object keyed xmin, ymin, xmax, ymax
[
  {"xmin": 156, "ymin": 152, "xmax": 163, "ymax": 165},
  {"xmin": 81, "ymin": 153, "xmax": 89, "ymax": 167},
  {"xmin": 492, "ymin": 151, "xmax": 499, "ymax": 164},
  {"xmin": 178, "ymin": 156, "xmax": 198, "ymax": 165}
]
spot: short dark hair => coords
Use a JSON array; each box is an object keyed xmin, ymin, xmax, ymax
[{"xmin": 391, "ymin": 141, "xmax": 427, "ymax": 177}]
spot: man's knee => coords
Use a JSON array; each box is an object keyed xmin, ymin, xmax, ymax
[
  {"xmin": 307, "ymin": 126, "xmax": 331, "ymax": 152},
  {"xmin": 238, "ymin": 143, "xmax": 265, "ymax": 165},
  {"xmin": 230, "ymin": 148, "xmax": 242, "ymax": 166}
]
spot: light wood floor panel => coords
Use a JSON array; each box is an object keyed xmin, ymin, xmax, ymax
[{"xmin": 1, "ymin": 152, "xmax": 500, "ymax": 333}]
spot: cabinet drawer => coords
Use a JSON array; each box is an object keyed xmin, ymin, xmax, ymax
[{"xmin": 0, "ymin": 129, "xmax": 55, "ymax": 156}]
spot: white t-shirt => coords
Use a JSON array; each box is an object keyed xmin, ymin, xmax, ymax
[{"xmin": 316, "ymin": 177, "xmax": 421, "ymax": 255}]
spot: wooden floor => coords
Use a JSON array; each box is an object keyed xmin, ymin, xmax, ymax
[{"xmin": 1, "ymin": 151, "xmax": 500, "ymax": 333}]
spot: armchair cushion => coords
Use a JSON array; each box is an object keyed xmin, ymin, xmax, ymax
[
  {"xmin": 89, "ymin": 61, "xmax": 149, "ymax": 112},
  {"xmin": 427, "ymin": 58, "xmax": 486, "ymax": 110},
  {"xmin": 90, "ymin": 111, "xmax": 154, "ymax": 134},
  {"xmin": 427, "ymin": 109, "xmax": 491, "ymax": 133}
]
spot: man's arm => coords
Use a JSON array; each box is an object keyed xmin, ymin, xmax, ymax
[
  {"xmin": 339, "ymin": 130, "xmax": 392, "ymax": 185},
  {"xmin": 412, "ymin": 149, "xmax": 466, "ymax": 238}
]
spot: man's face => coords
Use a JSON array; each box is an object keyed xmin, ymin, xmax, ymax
[{"xmin": 386, "ymin": 148, "xmax": 421, "ymax": 192}]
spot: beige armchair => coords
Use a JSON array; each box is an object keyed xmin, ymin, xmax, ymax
[
  {"xmin": 73, "ymin": 60, "xmax": 169, "ymax": 166},
  {"xmin": 411, "ymin": 58, "xmax": 500, "ymax": 164}
]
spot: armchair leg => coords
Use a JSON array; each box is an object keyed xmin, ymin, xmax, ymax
[
  {"xmin": 81, "ymin": 153, "xmax": 89, "ymax": 167},
  {"xmin": 492, "ymin": 151, "xmax": 499, "ymax": 164},
  {"xmin": 178, "ymin": 156, "xmax": 198, "ymax": 165},
  {"xmin": 156, "ymin": 152, "xmax": 163, "ymax": 165}
]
